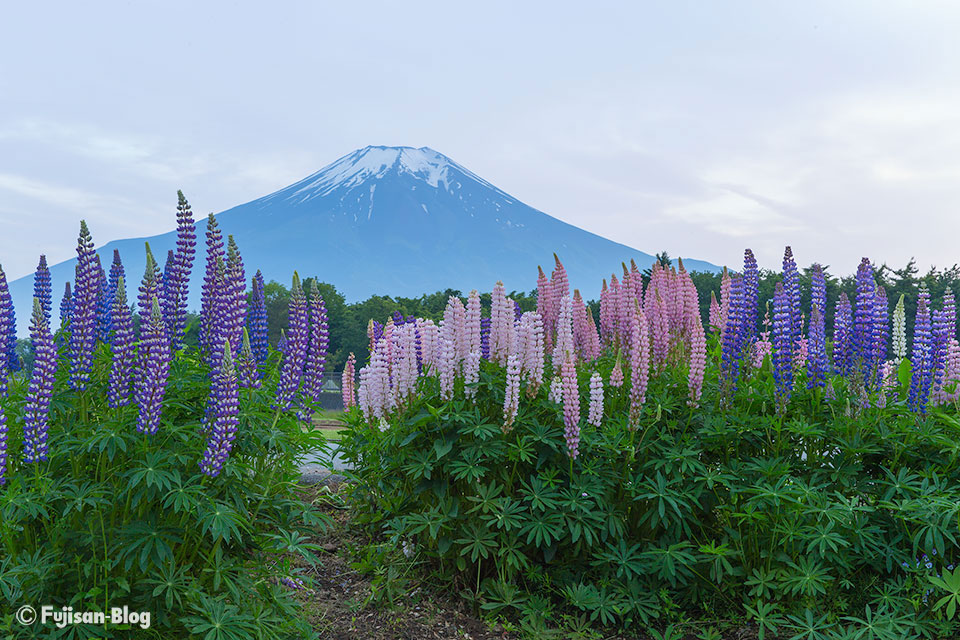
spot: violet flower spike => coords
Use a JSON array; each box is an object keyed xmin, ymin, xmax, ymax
[
  {"xmin": 107, "ymin": 276, "xmax": 136, "ymax": 408},
  {"xmin": 34, "ymin": 255, "xmax": 52, "ymax": 325},
  {"xmin": 69, "ymin": 220, "xmax": 99, "ymax": 390},
  {"xmin": 0, "ymin": 404, "xmax": 7, "ymax": 485},
  {"xmin": 275, "ymin": 272, "xmax": 309, "ymax": 411},
  {"xmin": 24, "ymin": 298, "xmax": 56, "ymax": 462},
  {"xmin": 236, "ymin": 328, "xmax": 261, "ymax": 390},
  {"xmin": 300, "ymin": 282, "xmax": 329, "ymax": 413},
  {"xmin": 247, "ymin": 270, "xmax": 269, "ymax": 365},
  {"xmin": 200, "ymin": 339, "xmax": 241, "ymax": 477},
  {"xmin": 0, "ymin": 266, "xmax": 11, "ymax": 396},
  {"xmin": 59, "ymin": 281, "xmax": 73, "ymax": 329},
  {"xmin": 134, "ymin": 297, "xmax": 172, "ymax": 435}
]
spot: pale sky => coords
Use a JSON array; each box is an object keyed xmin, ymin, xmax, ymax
[{"xmin": 2, "ymin": 1, "xmax": 960, "ymax": 282}]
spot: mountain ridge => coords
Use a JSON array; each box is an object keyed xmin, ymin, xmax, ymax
[{"xmin": 8, "ymin": 146, "xmax": 720, "ymax": 334}]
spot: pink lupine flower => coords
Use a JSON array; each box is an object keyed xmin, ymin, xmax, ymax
[
  {"xmin": 366, "ymin": 337, "xmax": 392, "ymax": 418},
  {"xmin": 418, "ymin": 319, "xmax": 439, "ymax": 370},
  {"xmin": 752, "ymin": 330, "xmax": 773, "ymax": 368},
  {"xmin": 517, "ymin": 312, "xmax": 545, "ymax": 396},
  {"xmin": 342, "ymin": 353, "xmax": 357, "ymax": 409},
  {"xmin": 584, "ymin": 311, "xmax": 601, "ymax": 362},
  {"xmin": 688, "ymin": 318, "xmax": 706, "ymax": 406},
  {"xmin": 466, "ymin": 290, "xmax": 482, "ymax": 355},
  {"xmin": 629, "ymin": 304, "xmax": 650, "ymax": 426},
  {"xmin": 502, "ymin": 354, "xmax": 522, "ymax": 432},
  {"xmin": 551, "ymin": 254, "xmax": 569, "ymax": 300},
  {"xmin": 438, "ymin": 319, "xmax": 457, "ymax": 401},
  {"xmin": 491, "ymin": 282, "xmax": 513, "ymax": 364},
  {"xmin": 552, "ymin": 295, "xmax": 574, "ymax": 369},
  {"xmin": 794, "ymin": 336, "xmax": 808, "ymax": 369},
  {"xmin": 719, "ymin": 267, "xmax": 731, "ymax": 327},
  {"xmin": 599, "ymin": 279, "xmax": 612, "ymax": 345},
  {"xmin": 394, "ymin": 323, "xmax": 419, "ymax": 406},
  {"xmin": 548, "ymin": 375, "xmax": 562, "ymax": 403},
  {"xmin": 464, "ymin": 350, "xmax": 481, "ymax": 399},
  {"xmin": 536, "ymin": 266, "xmax": 555, "ymax": 353},
  {"xmin": 561, "ymin": 355, "xmax": 581, "ymax": 459},
  {"xmin": 709, "ymin": 292, "xmax": 722, "ymax": 332},
  {"xmin": 572, "ymin": 290, "xmax": 590, "ymax": 360},
  {"xmin": 648, "ymin": 292, "xmax": 670, "ymax": 372},
  {"xmin": 588, "ymin": 371, "xmax": 604, "ymax": 427},
  {"xmin": 609, "ymin": 274, "xmax": 623, "ymax": 347},
  {"xmin": 610, "ymin": 355, "xmax": 624, "ymax": 388},
  {"xmin": 442, "ymin": 295, "xmax": 467, "ymax": 369}
]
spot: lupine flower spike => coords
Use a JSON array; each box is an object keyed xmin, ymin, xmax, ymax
[
  {"xmin": 24, "ymin": 299, "xmax": 56, "ymax": 462},
  {"xmin": 200, "ymin": 340, "xmax": 240, "ymax": 477},
  {"xmin": 107, "ymin": 277, "xmax": 136, "ymax": 408},
  {"xmin": 135, "ymin": 297, "xmax": 172, "ymax": 435},
  {"xmin": 69, "ymin": 221, "xmax": 98, "ymax": 390},
  {"xmin": 236, "ymin": 328, "xmax": 261, "ymax": 389},
  {"xmin": 276, "ymin": 273, "xmax": 309, "ymax": 411}
]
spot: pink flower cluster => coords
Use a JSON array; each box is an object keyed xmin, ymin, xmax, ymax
[
  {"xmin": 587, "ymin": 371, "xmax": 604, "ymax": 427},
  {"xmin": 561, "ymin": 356, "xmax": 580, "ymax": 459}
]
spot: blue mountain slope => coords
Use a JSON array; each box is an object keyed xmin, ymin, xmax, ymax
[{"xmin": 9, "ymin": 146, "xmax": 719, "ymax": 334}]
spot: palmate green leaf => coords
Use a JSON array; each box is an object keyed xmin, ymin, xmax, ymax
[
  {"xmin": 197, "ymin": 501, "xmax": 247, "ymax": 545},
  {"xmin": 454, "ymin": 522, "xmax": 497, "ymax": 562},
  {"xmin": 519, "ymin": 510, "xmax": 565, "ymax": 549},
  {"xmin": 594, "ymin": 539, "xmax": 645, "ymax": 580},
  {"xmin": 145, "ymin": 559, "xmax": 195, "ymax": 610},
  {"xmin": 520, "ymin": 476, "xmax": 560, "ymax": 512},
  {"xmin": 929, "ymin": 566, "xmax": 960, "ymax": 620},
  {"xmin": 113, "ymin": 520, "xmax": 182, "ymax": 572},
  {"xmin": 182, "ymin": 596, "xmax": 258, "ymax": 640},
  {"xmin": 126, "ymin": 451, "xmax": 176, "ymax": 493}
]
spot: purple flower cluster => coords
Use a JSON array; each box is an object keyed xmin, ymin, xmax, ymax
[
  {"xmin": 741, "ymin": 249, "xmax": 760, "ymax": 348},
  {"xmin": 852, "ymin": 258, "xmax": 876, "ymax": 382},
  {"xmin": 872, "ymin": 287, "xmax": 889, "ymax": 387},
  {"xmin": 95, "ymin": 254, "xmax": 112, "ymax": 343},
  {"xmin": 807, "ymin": 265, "xmax": 828, "ymax": 389},
  {"xmin": 908, "ymin": 286, "xmax": 933, "ymax": 413},
  {"xmin": 0, "ymin": 404, "xmax": 6, "ymax": 485},
  {"xmin": 108, "ymin": 276, "xmax": 136, "ymax": 408},
  {"xmin": 720, "ymin": 274, "xmax": 745, "ymax": 395},
  {"xmin": 223, "ymin": 236, "xmax": 247, "ymax": 359},
  {"xmin": 59, "ymin": 281, "xmax": 73, "ymax": 329},
  {"xmin": 200, "ymin": 341, "xmax": 240, "ymax": 477},
  {"xmin": 24, "ymin": 299, "xmax": 56, "ymax": 462},
  {"xmin": 782, "ymin": 247, "xmax": 801, "ymax": 347},
  {"xmin": 833, "ymin": 294, "xmax": 852, "ymax": 376},
  {"xmin": 69, "ymin": 221, "xmax": 99, "ymax": 391},
  {"xmin": 480, "ymin": 316, "xmax": 491, "ymax": 360},
  {"xmin": 34, "ymin": 255, "xmax": 52, "ymax": 324},
  {"xmin": 771, "ymin": 282, "xmax": 794, "ymax": 406},
  {"xmin": 247, "ymin": 270, "xmax": 269, "ymax": 365},
  {"xmin": 236, "ymin": 329, "xmax": 261, "ymax": 389},
  {"xmin": 161, "ymin": 192, "xmax": 197, "ymax": 349},
  {"xmin": 0, "ymin": 266, "xmax": 12, "ymax": 396},
  {"xmin": 134, "ymin": 297, "xmax": 171, "ymax": 434},
  {"xmin": 300, "ymin": 282, "xmax": 329, "ymax": 416},
  {"xmin": 199, "ymin": 214, "xmax": 225, "ymax": 354},
  {"xmin": 275, "ymin": 273, "xmax": 309, "ymax": 411}
]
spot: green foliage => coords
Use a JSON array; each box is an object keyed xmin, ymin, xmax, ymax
[
  {"xmin": 338, "ymin": 341, "xmax": 960, "ymax": 637},
  {"xmin": 0, "ymin": 344, "xmax": 328, "ymax": 638}
]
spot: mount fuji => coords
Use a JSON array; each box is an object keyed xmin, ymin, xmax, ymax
[{"xmin": 9, "ymin": 146, "xmax": 719, "ymax": 333}]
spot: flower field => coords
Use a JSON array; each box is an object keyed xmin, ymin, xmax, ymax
[
  {"xmin": 339, "ymin": 251, "xmax": 960, "ymax": 638},
  {"xmin": 0, "ymin": 194, "xmax": 331, "ymax": 638}
]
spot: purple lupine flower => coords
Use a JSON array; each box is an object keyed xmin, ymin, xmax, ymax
[
  {"xmin": 909, "ymin": 286, "xmax": 933, "ymax": 413},
  {"xmin": 807, "ymin": 265, "xmax": 828, "ymax": 389},
  {"xmin": 161, "ymin": 248, "xmax": 176, "ymax": 314},
  {"xmin": 300, "ymin": 282, "xmax": 329, "ymax": 414},
  {"xmin": 932, "ymin": 303, "xmax": 951, "ymax": 403},
  {"xmin": 853, "ymin": 258, "xmax": 876, "ymax": 380},
  {"xmin": 69, "ymin": 221, "xmax": 99, "ymax": 391},
  {"xmin": 236, "ymin": 328, "xmax": 261, "ymax": 389},
  {"xmin": 772, "ymin": 282, "xmax": 794, "ymax": 408},
  {"xmin": 135, "ymin": 297, "xmax": 171, "ymax": 434},
  {"xmin": 59, "ymin": 281, "xmax": 73, "ymax": 329},
  {"xmin": 0, "ymin": 404, "xmax": 7, "ymax": 485},
  {"xmin": 782, "ymin": 247, "xmax": 801, "ymax": 348},
  {"xmin": 205, "ymin": 256, "xmax": 230, "ymax": 372},
  {"xmin": 160, "ymin": 192, "xmax": 197, "ymax": 349},
  {"xmin": 138, "ymin": 244, "xmax": 162, "ymax": 333},
  {"xmin": 107, "ymin": 276, "xmax": 135, "ymax": 408},
  {"xmin": 34, "ymin": 255, "xmax": 52, "ymax": 325},
  {"xmin": 277, "ymin": 330, "xmax": 288, "ymax": 355},
  {"xmin": 514, "ymin": 300, "xmax": 523, "ymax": 323},
  {"xmin": 224, "ymin": 236, "xmax": 247, "ymax": 359},
  {"xmin": 721, "ymin": 274, "xmax": 745, "ymax": 396},
  {"xmin": 833, "ymin": 294, "xmax": 853, "ymax": 375},
  {"xmin": 95, "ymin": 254, "xmax": 113, "ymax": 343},
  {"xmin": 872, "ymin": 286, "xmax": 889, "ymax": 387},
  {"xmin": 275, "ymin": 273, "xmax": 309, "ymax": 411},
  {"xmin": 0, "ymin": 266, "xmax": 12, "ymax": 396},
  {"xmin": 480, "ymin": 316, "xmax": 491, "ymax": 361},
  {"xmin": 247, "ymin": 270, "xmax": 269, "ymax": 365},
  {"xmin": 199, "ymin": 214, "xmax": 225, "ymax": 353},
  {"xmin": 741, "ymin": 249, "xmax": 760, "ymax": 348},
  {"xmin": 200, "ymin": 340, "xmax": 240, "ymax": 477},
  {"xmin": 108, "ymin": 250, "xmax": 124, "ymax": 301},
  {"xmin": 24, "ymin": 299, "xmax": 56, "ymax": 462}
]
